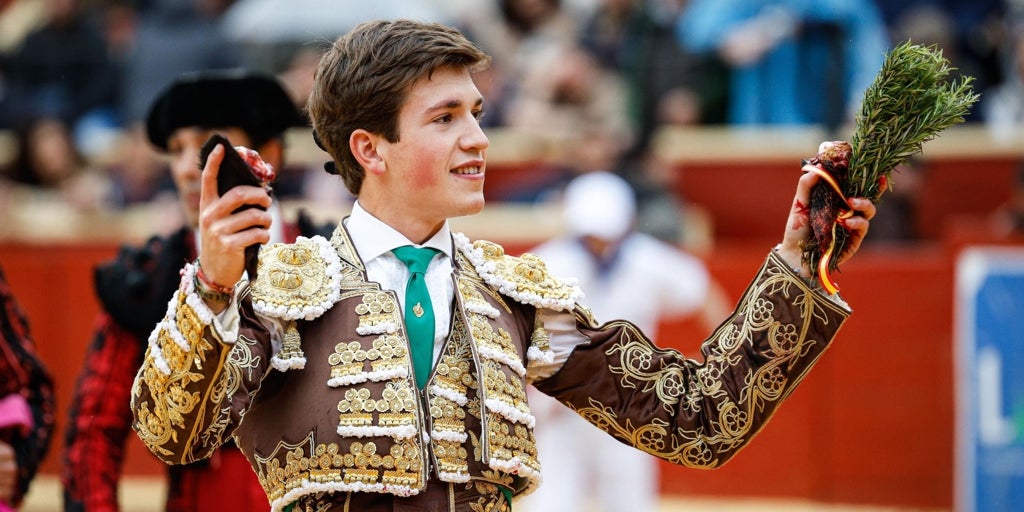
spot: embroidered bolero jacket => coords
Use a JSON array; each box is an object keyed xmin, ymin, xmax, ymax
[{"xmin": 131, "ymin": 224, "xmax": 851, "ymax": 512}]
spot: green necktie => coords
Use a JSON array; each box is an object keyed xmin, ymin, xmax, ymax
[{"xmin": 392, "ymin": 245, "xmax": 438, "ymax": 389}]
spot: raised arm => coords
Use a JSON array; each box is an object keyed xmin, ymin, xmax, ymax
[
  {"xmin": 130, "ymin": 143, "xmax": 276, "ymax": 464},
  {"xmin": 534, "ymin": 166, "xmax": 875, "ymax": 467}
]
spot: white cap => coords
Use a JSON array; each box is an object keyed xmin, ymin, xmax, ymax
[{"xmin": 562, "ymin": 171, "xmax": 636, "ymax": 241}]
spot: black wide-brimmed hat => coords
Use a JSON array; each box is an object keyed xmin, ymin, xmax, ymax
[{"xmin": 146, "ymin": 68, "xmax": 305, "ymax": 150}]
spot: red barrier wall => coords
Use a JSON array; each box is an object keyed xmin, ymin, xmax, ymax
[
  {"xmin": 0, "ymin": 242, "xmax": 168, "ymax": 480},
  {"xmin": 668, "ymin": 157, "xmax": 1017, "ymax": 244}
]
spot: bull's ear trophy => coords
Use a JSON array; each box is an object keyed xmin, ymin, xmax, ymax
[{"xmin": 802, "ymin": 41, "xmax": 979, "ymax": 294}]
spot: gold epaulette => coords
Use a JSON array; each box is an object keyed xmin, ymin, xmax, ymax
[
  {"xmin": 249, "ymin": 235, "xmax": 344, "ymax": 321},
  {"xmin": 453, "ymin": 233, "xmax": 583, "ymax": 312}
]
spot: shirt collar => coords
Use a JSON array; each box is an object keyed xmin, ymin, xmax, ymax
[{"xmin": 345, "ymin": 201, "xmax": 453, "ymax": 264}]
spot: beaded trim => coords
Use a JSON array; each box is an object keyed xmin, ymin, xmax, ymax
[
  {"xmin": 147, "ymin": 262, "xmax": 222, "ymax": 375},
  {"xmin": 453, "ymin": 233, "xmax": 583, "ymax": 312}
]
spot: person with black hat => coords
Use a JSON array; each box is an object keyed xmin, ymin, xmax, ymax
[
  {"xmin": 130, "ymin": 20, "xmax": 877, "ymax": 512},
  {"xmin": 61, "ymin": 69, "xmax": 330, "ymax": 512}
]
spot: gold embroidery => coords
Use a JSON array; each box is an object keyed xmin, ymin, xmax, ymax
[
  {"xmin": 456, "ymin": 268, "xmax": 511, "ymax": 315},
  {"xmin": 451, "ymin": 262, "xmax": 541, "ymax": 493},
  {"xmin": 354, "ymin": 291, "xmax": 400, "ymax": 334},
  {"xmin": 472, "ymin": 318, "xmax": 518, "ymax": 361},
  {"xmin": 428, "ymin": 308, "xmax": 477, "ymax": 479},
  {"xmin": 569, "ymin": 256, "xmax": 846, "ymax": 469},
  {"xmin": 250, "ymin": 238, "xmax": 337, "ymax": 315},
  {"xmin": 331, "ymin": 292, "xmax": 409, "ymax": 384},
  {"xmin": 529, "ymin": 314, "xmax": 551, "ymax": 354},
  {"xmin": 255, "ymin": 435, "xmax": 425, "ymax": 505},
  {"xmin": 485, "ymin": 420, "xmax": 540, "ymax": 474},
  {"xmin": 336, "ymin": 383, "xmax": 416, "ymax": 420},
  {"xmin": 481, "ymin": 361, "xmax": 528, "ymax": 417},
  {"xmin": 278, "ymin": 321, "xmax": 305, "ymax": 362},
  {"xmin": 132, "ymin": 295, "xmax": 218, "ymax": 459},
  {"xmin": 470, "ymin": 306, "xmax": 537, "ymax": 479},
  {"xmin": 466, "ymin": 481, "xmax": 512, "ymax": 512},
  {"xmin": 471, "ymin": 240, "xmax": 579, "ymax": 307}
]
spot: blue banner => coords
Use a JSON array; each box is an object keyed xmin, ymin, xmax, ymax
[{"xmin": 956, "ymin": 247, "xmax": 1024, "ymax": 512}]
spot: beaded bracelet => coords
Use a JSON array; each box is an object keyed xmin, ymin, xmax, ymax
[{"xmin": 194, "ymin": 260, "xmax": 233, "ymax": 303}]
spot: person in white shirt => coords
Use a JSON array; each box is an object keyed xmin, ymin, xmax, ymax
[{"xmin": 520, "ymin": 171, "xmax": 730, "ymax": 512}]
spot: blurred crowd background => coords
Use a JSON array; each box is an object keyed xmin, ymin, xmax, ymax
[{"xmin": 0, "ymin": 0, "xmax": 1022, "ymax": 241}]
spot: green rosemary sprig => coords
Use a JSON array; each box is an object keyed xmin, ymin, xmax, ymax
[
  {"xmin": 847, "ymin": 41, "xmax": 979, "ymax": 201},
  {"xmin": 803, "ymin": 41, "xmax": 979, "ymax": 281}
]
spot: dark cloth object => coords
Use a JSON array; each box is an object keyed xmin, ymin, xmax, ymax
[
  {"xmin": 0, "ymin": 264, "xmax": 55, "ymax": 507},
  {"xmin": 202, "ymin": 134, "xmax": 268, "ymax": 195},
  {"xmin": 145, "ymin": 69, "xmax": 305, "ymax": 150},
  {"xmin": 200, "ymin": 134, "xmax": 267, "ymax": 279},
  {"xmin": 93, "ymin": 227, "xmax": 192, "ymax": 339}
]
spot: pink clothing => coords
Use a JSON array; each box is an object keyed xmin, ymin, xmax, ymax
[{"xmin": 0, "ymin": 394, "xmax": 33, "ymax": 436}]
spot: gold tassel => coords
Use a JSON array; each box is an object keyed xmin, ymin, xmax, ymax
[
  {"xmin": 280, "ymin": 320, "xmax": 305, "ymax": 361},
  {"xmin": 529, "ymin": 314, "xmax": 551, "ymax": 354}
]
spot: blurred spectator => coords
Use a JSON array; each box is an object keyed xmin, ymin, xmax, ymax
[
  {"xmin": 579, "ymin": 0, "xmax": 729, "ymax": 151},
  {"xmin": 103, "ymin": 124, "xmax": 177, "ymax": 208},
  {"xmin": 991, "ymin": 163, "xmax": 1024, "ymax": 237},
  {"xmin": 1, "ymin": 0, "xmax": 120, "ymax": 141},
  {"xmin": 676, "ymin": 0, "xmax": 889, "ymax": 130},
  {"xmin": 0, "ymin": 0, "xmax": 49, "ymax": 56},
  {"xmin": 879, "ymin": 0, "xmax": 1006, "ymax": 122},
  {"xmin": 519, "ymin": 171, "xmax": 730, "ymax": 512},
  {"xmin": 489, "ymin": 37, "xmax": 633, "ymax": 202},
  {"xmin": 2, "ymin": 116, "xmax": 115, "ymax": 212},
  {"xmin": 275, "ymin": 45, "xmax": 323, "ymax": 112},
  {"xmin": 621, "ymin": 145, "xmax": 708, "ymax": 247},
  {"xmin": 506, "ymin": 41, "xmax": 633, "ymax": 158},
  {"xmin": 471, "ymin": 55, "xmax": 516, "ymax": 128},
  {"xmin": 0, "ymin": 262, "xmax": 56, "ymax": 510},
  {"xmin": 462, "ymin": 0, "xmax": 580, "ymax": 122},
  {"xmin": 264, "ymin": 44, "xmax": 355, "ymax": 208},
  {"xmin": 983, "ymin": 27, "xmax": 1024, "ymax": 130},
  {"xmin": 492, "ymin": 0, "xmax": 579, "ymax": 66},
  {"xmin": 120, "ymin": 0, "xmax": 241, "ymax": 126}
]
